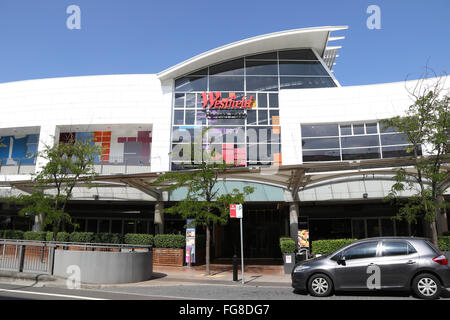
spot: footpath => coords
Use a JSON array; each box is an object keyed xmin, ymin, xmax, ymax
[{"xmin": 0, "ymin": 264, "xmax": 292, "ymax": 289}]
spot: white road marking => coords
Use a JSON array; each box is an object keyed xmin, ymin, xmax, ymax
[{"xmin": 0, "ymin": 288, "xmax": 107, "ymax": 300}]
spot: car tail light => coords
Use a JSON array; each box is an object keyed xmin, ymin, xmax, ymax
[{"xmin": 432, "ymin": 255, "xmax": 448, "ymax": 266}]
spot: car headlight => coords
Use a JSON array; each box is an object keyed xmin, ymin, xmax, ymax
[{"xmin": 293, "ymin": 265, "xmax": 311, "ymax": 273}]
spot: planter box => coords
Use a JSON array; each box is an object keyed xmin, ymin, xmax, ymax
[
  {"xmin": 283, "ymin": 253, "xmax": 295, "ymax": 274},
  {"xmin": 153, "ymin": 248, "xmax": 184, "ymax": 266}
]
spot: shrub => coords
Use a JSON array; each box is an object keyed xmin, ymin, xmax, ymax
[
  {"xmin": 69, "ymin": 232, "xmax": 95, "ymax": 243},
  {"xmin": 438, "ymin": 236, "xmax": 450, "ymax": 251},
  {"xmin": 56, "ymin": 232, "xmax": 70, "ymax": 242},
  {"xmin": 311, "ymin": 239, "xmax": 357, "ymax": 254},
  {"xmin": 124, "ymin": 233, "xmax": 154, "ymax": 246},
  {"xmin": 3, "ymin": 230, "xmax": 24, "ymax": 240},
  {"xmin": 23, "ymin": 231, "xmax": 47, "ymax": 241},
  {"xmin": 443, "ymin": 231, "xmax": 450, "ymax": 237},
  {"xmin": 279, "ymin": 237, "xmax": 296, "ymax": 254},
  {"xmin": 94, "ymin": 233, "xmax": 123, "ymax": 244},
  {"xmin": 154, "ymin": 234, "xmax": 185, "ymax": 249}
]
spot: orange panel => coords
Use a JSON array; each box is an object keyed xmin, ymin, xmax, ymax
[
  {"xmin": 272, "ymin": 126, "xmax": 280, "ymax": 134},
  {"xmin": 272, "ymin": 116, "xmax": 280, "ymax": 125}
]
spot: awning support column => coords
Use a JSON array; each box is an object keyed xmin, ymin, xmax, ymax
[{"xmin": 289, "ymin": 203, "xmax": 299, "ymax": 243}]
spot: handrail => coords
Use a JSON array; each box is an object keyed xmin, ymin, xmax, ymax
[{"xmin": 0, "ymin": 238, "xmax": 153, "ymax": 249}]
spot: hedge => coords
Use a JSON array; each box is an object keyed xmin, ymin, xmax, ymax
[
  {"xmin": 124, "ymin": 233, "xmax": 154, "ymax": 246},
  {"xmin": 69, "ymin": 232, "xmax": 95, "ymax": 243},
  {"xmin": 279, "ymin": 237, "xmax": 296, "ymax": 254},
  {"xmin": 154, "ymin": 234, "xmax": 185, "ymax": 249},
  {"xmin": 94, "ymin": 233, "xmax": 123, "ymax": 244},
  {"xmin": 438, "ymin": 236, "xmax": 450, "ymax": 251},
  {"xmin": 2, "ymin": 230, "xmax": 24, "ymax": 240},
  {"xmin": 311, "ymin": 239, "xmax": 357, "ymax": 254},
  {"xmin": 24, "ymin": 231, "xmax": 47, "ymax": 241}
]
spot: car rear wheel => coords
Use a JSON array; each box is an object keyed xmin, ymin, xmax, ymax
[
  {"xmin": 308, "ymin": 274, "xmax": 333, "ymax": 297},
  {"xmin": 412, "ymin": 273, "xmax": 442, "ymax": 300}
]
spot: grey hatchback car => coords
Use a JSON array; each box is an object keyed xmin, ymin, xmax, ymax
[{"xmin": 292, "ymin": 237, "xmax": 450, "ymax": 299}]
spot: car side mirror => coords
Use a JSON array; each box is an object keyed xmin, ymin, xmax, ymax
[{"xmin": 337, "ymin": 255, "xmax": 346, "ymax": 265}]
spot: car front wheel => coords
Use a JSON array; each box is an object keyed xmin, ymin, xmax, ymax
[
  {"xmin": 412, "ymin": 273, "xmax": 442, "ymax": 300},
  {"xmin": 307, "ymin": 274, "xmax": 333, "ymax": 297}
]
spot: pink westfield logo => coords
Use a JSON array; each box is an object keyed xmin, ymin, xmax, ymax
[{"xmin": 201, "ymin": 92, "xmax": 254, "ymax": 109}]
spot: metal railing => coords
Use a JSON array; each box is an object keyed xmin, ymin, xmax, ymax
[
  {"xmin": 0, "ymin": 158, "xmax": 36, "ymax": 175},
  {"xmin": 0, "ymin": 239, "xmax": 152, "ymax": 275}
]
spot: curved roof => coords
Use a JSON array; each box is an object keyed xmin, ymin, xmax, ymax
[{"xmin": 157, "ymin": 26, "xmax": 348, "ymax": 81}]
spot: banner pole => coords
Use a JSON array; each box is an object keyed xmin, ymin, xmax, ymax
[{"xmin": 240, "ymin": 217, "xmax": 244, "ymax": 285}]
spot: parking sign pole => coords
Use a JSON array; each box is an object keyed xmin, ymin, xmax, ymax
[{"xmin": 240, "ymin": 216, "xmax": 244, "ymax": 285}]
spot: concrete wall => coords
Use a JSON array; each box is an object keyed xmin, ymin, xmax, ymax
[{"xmin": 53, "ymin": 249, "xmax": 153, "ymax": 284}]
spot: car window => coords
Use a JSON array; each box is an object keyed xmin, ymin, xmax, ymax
[
  {"xmin": 382, "ymin": 241, "xmax": 408, "ymax": 256},
  {"xmin": 343, "ymin": 241, "xmax": 378, "ymax": 260}
]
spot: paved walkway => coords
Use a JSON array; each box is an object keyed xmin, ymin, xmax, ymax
[{"xmin": 110, "ymin": 264, "xmax": 292, "ymax": 288}]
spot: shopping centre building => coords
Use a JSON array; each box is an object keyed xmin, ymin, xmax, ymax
[{"xmin": 0, "ymin": 26, "xmax": 448, "ymax": 261}]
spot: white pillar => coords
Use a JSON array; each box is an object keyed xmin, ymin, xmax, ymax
[{"xmin": 154, "ymin": 201, "xmax": 164, "ymax": 234}]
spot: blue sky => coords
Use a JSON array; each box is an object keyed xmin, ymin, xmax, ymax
[{"xmin": 0, "ymin": 0, "xmax": 448, "ymax": 86}]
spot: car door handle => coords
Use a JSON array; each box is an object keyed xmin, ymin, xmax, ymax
[{"xmin": 406, "ymin": 260, "xmax": 416, "ymax": 265}]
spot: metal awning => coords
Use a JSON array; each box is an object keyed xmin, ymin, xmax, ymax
[{"xmin": 4, "ymin": 157, "xmax": 449, "ymax": 202}]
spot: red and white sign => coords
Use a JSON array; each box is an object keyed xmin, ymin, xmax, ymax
[
  {"xmin": 202, "ymin": 92, "xmax": 254, "ymax": 109},
  {"xmin": 230, "ymin": 204, "xmax": 243, "ymax": 218}
]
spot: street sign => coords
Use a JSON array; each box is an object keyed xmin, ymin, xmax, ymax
[
  {"xmin": 230, "ymin": 204, "xmax": 244, "ymax": 284},
  {"xmin": 230, "ymin": 204, "xmax": 243, "ymax": 218}
]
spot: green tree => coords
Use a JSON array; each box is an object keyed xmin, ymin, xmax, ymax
[
  {"xmin": 153, "ymin": 129, "xmax": 254, "ymax": 274},
  {"xmin": 10, "ymin": 139, "xmax": 101, "ymax": 240},
  {"xmin": 383, "ymin": 73, "xmax": 449, "ymax": 247}
]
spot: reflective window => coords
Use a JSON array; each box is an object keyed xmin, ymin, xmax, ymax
[
  {"xmin": 174, "ymin": 110, "xmax": 184, "ymax": 125},
  {"xmin": 353, "ymin": 124, "xmax": 365, "ymax": 135},
  {"xmin": 185, "ymin": 110, "xmax": 195, "ymax": 125},
  {"xmin": 301, "ymin": 124, "xmax": 339, "ymax": 137},
  {"xmin": 380, "ymin": 133, "xmax": 409, "ymax": 146},
  {"xmin": 245, "ymin": 61, "xmax": 278, "ymax": 75},
  {"xmin": 280, "ymin": 76, "xmax": 336, "ymax": 89},
  {"xmin": 366, "ymin": 123, "xmax": 378, "ymax": 134},
  {"xmin": 269, "ymin": 93, "xmax": 279, "ymax": 108},
  {"xmin": 302, "ymin": 137, "xmax": 339, "ymax": 149},
  {"xmin": 209, "ymin": 76, "xmax": 244, "ymax": 91},
  {"xmin": 381, "ymin": 241, "xmax": 410, "ymax": 257},
  {"xmin": 303, "ymin": 150, "xmax": 340, "ymax": 162},
  {"xmin": 209, "ymin": 58, "xmax": 244, "ymax": 76},
  {"xmin": 342, "ymin": 147, "xmax": 380, "ymax": 160},
  {"xmin": 379, "ymin": 122, "xmax": 399, "ymax": 133},
  {"xmin": 279, "ymin": 61, "xmax": 328, "ymax": 76},
  {"xmin": 340, "ymin": 125, "xmax": 352, "ymax": 136},
  {"xmin": 344, "ymin": 242, "xmax": 378, "ymax": 260},
  {"xmin": 175, "ymin": 76, "xmax": 207, "ymax": 92},
  {"xmin": 341, "ymin": 136, "xmax": 379, "ymax": 148},
  {"xmin": 246, "ymin": 76, "xmax": 278, "ymax": 91},
  {"xmin": 174, "ymin": 93, "xmax": 185, "ymax": 108}
]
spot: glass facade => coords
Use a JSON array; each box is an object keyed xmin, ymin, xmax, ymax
[
  {"xmin": 301, "ymin": 122, "xmax": 422, "ymax": 162},
  {"xmin": 171, "ymin": 49, "xmax": 336, "ymax": 169}
]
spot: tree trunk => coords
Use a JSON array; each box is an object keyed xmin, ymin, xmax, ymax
[
  {"xmin": 205, "ymin": 225, "xmax": 210, "ymax": 275},
  {"xmin": 436, "ymin": 195, "xmax": 449, "ymax": 235},
  {"xmin": 430, "ymin": 220, "xmax": 439, "ymax": 249}
]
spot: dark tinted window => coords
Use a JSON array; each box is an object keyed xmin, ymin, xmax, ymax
[
  {"xmin": 344, "ymin": 242, "xmax": 378, "ymax": 260},
  {"xmin": 246, "ymin": 52, "xmax": 278, "ymax": 60},
  {"xmin": 278, "ymin": 49, "xmax": 317, "ymax": 60},
  {"xmin": 209, "ymin": 58, "xmax": 244, "ymax": 76},
  {"xmin": 209, "ymin": 76, "xmax": 244, "ymax": 91},
  {"xmin": 303, "ymin": 149, "xmax": 340, "ymax": 162},
  {"xmin": 280, "ymin": 76, "xmax": 336, "ymax": 89},
  {"xmin": 380, "ymin": 133, "xmax": 409, "ymax": 146},
  {"xmin": 302, "ymin": 137, "xmax": 340, "ymax": 149},
  {"xmin": 342, "ymin": 147, "xmax": 380, "ymax": 160}
]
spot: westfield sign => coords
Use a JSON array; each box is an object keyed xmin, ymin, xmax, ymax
[{"xmin": 201, "ymin": 92, "xmax": 254, "ymax": 109}]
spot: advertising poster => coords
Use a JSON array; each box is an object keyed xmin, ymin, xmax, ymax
[
  {"xmin": 298, "ymin": 229, "xmax": 309, "ymax": 248},
  {"xmin": 185, "ymin": 218, "xmax": 196, "ymax": 263}
]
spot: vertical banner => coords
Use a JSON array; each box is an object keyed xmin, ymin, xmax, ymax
[
  {"xmin": 185, "ymin": 219, "xmax": 196, "ymax": 264},
  {"xmin": 298, "ymin": 229, "xmax": 309, "ymax": 248}
]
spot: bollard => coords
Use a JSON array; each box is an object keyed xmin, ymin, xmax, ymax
[{"xmin": 233, "ymin": 254, "xmax": 238, "ymax": 281}]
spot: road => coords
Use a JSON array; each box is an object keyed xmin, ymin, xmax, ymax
[{"xmin": 0, "ymin": 281, "xmax": 449, "ymax": 301}]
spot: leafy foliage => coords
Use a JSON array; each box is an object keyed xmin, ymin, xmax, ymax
[
  {"xmin": 382, "ymin": 74, "xmax": 449, "ymax": 246},
  {"xmin": 154, "ymin": 234, "xmax": 185, "ymax": 249},
  {"xmin": 9, "ymin": 139, "xmax": 101, "ymax": 240},
  {"xmin": 279, "ymin": 237, "xmax": 296, "ymax": 254},
  {"xmin": 311, "ymin": 239, "xmax": 357, "ymax": 254}
]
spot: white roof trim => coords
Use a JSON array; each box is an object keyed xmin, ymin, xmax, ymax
[{"xmin": 157, "ymin": 26, "xmax": 348, "ymax": 81}]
